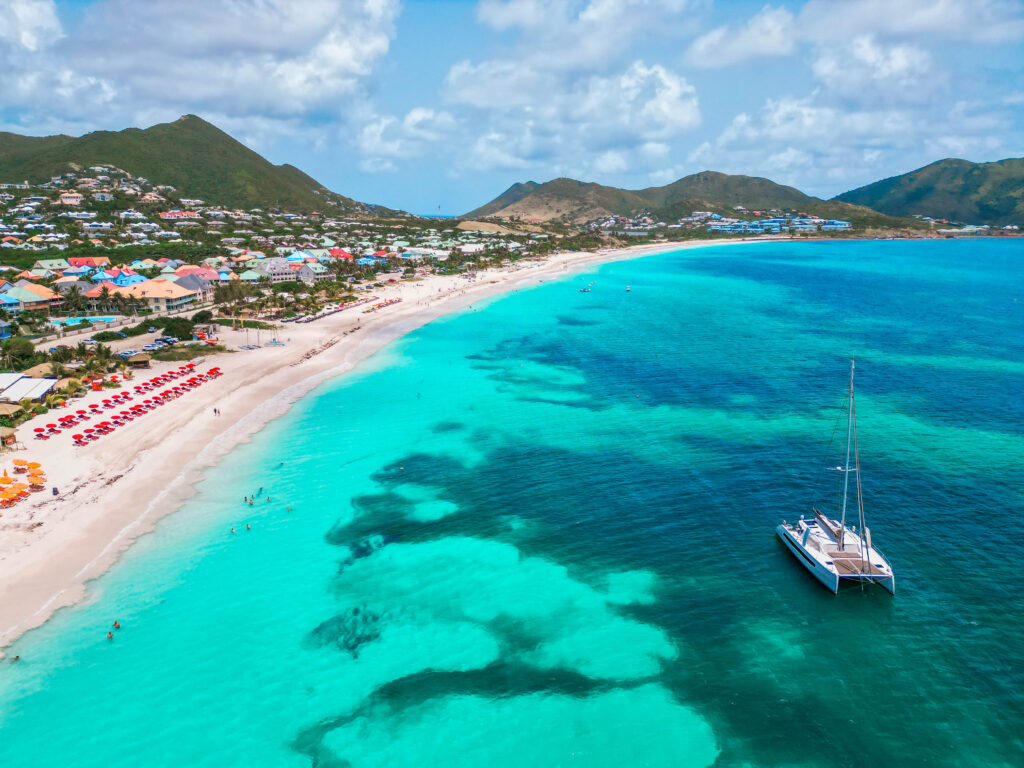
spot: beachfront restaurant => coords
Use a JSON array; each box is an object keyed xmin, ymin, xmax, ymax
[{"xmin": 0, "ymin": 373, "xmax": 59, "ymax": 402}]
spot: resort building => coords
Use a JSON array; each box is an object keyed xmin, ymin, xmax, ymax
[
  {"xmin": 2, "ymin": 284, "xmax": 62, "ymax": 312},
  {"xmin": 298, "ymin": 262, "xmax": 331, "ymax": 285},
  {"xmin": 118, "ymin": 280, "xmax": 198, "ymax": 312},
  {"xmin": 253, "ymin": 258, "xmax": 297, "ymax": 284}
]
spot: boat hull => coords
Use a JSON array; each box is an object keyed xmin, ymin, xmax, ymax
[{"xmin": 776, "ymin": 524, "xmax": 840, "ymax": 593}]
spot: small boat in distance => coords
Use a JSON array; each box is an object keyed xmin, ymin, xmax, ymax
[
  {"xmin": 579, "ymin": 288, "xmax": 591, "ymax": 292},
  {"xmin": 776, "ymin": 360, "xmax": 895, "ymax": 594}
]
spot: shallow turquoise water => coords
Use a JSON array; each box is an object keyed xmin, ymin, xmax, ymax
[{"xmin": 2, "ymin": 240, "xmax": 1022, "ymax": 767}]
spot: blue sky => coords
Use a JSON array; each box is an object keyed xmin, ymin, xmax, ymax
[{"xmin": 2, "ymin": 0, "xmax": 1023, "ymax": 214}]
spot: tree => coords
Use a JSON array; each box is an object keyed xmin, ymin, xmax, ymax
[
  {"xmin": 2, "ymin": 337, "xmax": 36, "ymax": 369},
  {"xmin": 64, "ymin": 285, "xmax": 85, "ymax": 313},
  {"xmin": 161, "ymin": 317, "xmax": 194, "ymax": 340},
  {"xmin": 50, "ymin": 346, "xmax": 75, "ymax": 364},
  {"xmin": 97, "ymin": 284, "xmax": 112, "ymax": 312}
]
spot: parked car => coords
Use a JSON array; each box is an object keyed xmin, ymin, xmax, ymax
[
  {"xmin": 148, "ymin": 327, "xmax": 158, "ymax": 333},
  {"xmin": 117, "ymin": 350, "xmax": 138, "ymax": 359}
]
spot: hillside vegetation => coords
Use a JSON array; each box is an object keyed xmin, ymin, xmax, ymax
[
  {"xmin": 834, "ymin": 157, "xmax": 1024, "ymax": 225},
  {"xmin": 466, "ymin": 171, "xmax": 918, "ymax": 229},
  {"xmin": 0, "ymin": 115, "xmax": 385, "ymax": 214}
]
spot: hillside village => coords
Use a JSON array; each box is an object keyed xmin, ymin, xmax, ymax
[
  {"xmin": 0, "ymin": 164, "xmax": 562, "ymax": 318},
  {"xmin": 586, "ymin": 209, "xmax": 852, "ymax": 236}
]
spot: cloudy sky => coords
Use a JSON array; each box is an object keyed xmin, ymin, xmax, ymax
[{"xmin": 2, "ymin": 0, "xmax": 1022, "ymax": 213}]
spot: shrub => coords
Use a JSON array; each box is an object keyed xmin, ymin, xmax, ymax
[{"xmin": 191, "ymin": 309, "xmax": 214, "ymax": 323}]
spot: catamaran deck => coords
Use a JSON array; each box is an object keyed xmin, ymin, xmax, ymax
[
  {"xmin": 829, "ymin": 553, "xmax": 889, "ymax": 577},
  {"xmin": 785, "ymin": 513, "xmax": 893, "ymax": 581}
]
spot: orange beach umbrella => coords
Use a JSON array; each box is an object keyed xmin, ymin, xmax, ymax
[
  {"xmin": 12, "ymin": 459, "xmax": 27, "ymax": 466},
  {"xmin": 26, "ymin": 462, "xmax": 41, "ymax": 469},
  {"xmin": 0, "ymin": 477, "xmax": 12, "ymax": 485}
]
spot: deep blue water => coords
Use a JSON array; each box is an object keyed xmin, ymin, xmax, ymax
[{"xmin": 1, "ymin": 239, "xmax": 1022, "ymax": 767}]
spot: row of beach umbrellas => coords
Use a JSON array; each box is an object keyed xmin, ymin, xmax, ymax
[{"xmin": 70, "ymin": 366, "xmax": 222, "ymax": 447}]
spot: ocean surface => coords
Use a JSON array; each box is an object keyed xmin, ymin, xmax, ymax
[{"xmin": 1, "ymin": 239, "xmax": 1022, "ymax": 767}]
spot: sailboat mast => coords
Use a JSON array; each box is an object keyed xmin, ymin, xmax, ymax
[
  {"xmin": 851, "ymin": 380, "xmax": 869, "ymax": 569},
  {"xmin": 838, "ymin": 359, "xmax": 855, "ymax": 548}
]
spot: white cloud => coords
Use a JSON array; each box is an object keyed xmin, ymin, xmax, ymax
[
  {"xmin": 0, "ymin": 0, "xmax": 400, "ymax": 134},
  {"xmin": 812, "ymin": 35, "xmax": 934, "ymax": 101},
  {"xmin": 445, "ymin": 0, "xmax": 704, "ymax": 177},
  {"xmin": 447, "ymin": 60, "xmax": 699, "ymax": 172},
  {"xmin": 686, "ymin": 5, "xmax": 796, "ymax": 68},
  {"xmin": 0, "ymin": 0, "xmax": 61, "ymax": 50},
  {"xmin": 687, "ymin": 0, "xmax": 1024, "ymax": 69},
  {"xmin": 799, "ymin": 0, "xmax": 1024, "ymax": 44},
  {"xmin": 691, "ymin": 93, "xmax": 1014, "ymax": 196},
  {"xmin": 356, "ymin": 108, "xmax": 459, "ymax": 171}
]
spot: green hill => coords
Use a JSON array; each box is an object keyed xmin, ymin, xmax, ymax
[
  {"xmin": 0, "ymin": 114, "xmax": 385, "ymax": 213},
  {"xmin": 467, "ymin": 181, "xmax": 541, "ymax": 218},
  {"xmin": 466, "ymin": 170, "xmax": 916, "ymax": 229},
  {"xmin": 834, "ymin": 157, "xmax": 1024, "ymax": 225}
]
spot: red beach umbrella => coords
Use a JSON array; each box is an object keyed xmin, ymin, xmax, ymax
[{"xmin": 33, "ymin": 427, "xmax": 45, "ymax": 433}]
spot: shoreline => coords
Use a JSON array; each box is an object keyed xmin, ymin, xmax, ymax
[{"xmin": 0, "ymin": 235, "xmax": 784, "ymax": 653}]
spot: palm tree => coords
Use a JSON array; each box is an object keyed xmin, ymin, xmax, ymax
[
  {"xmin": 82, "ymin": 357, "xmax": 105, "ymax": 379},
  {"xmin": 47, "ymin": 361, "xmax": 70, "ymax": 379},
  {"xmin": 97, "ymin": 284, "xmax": 112, "ymax": 312},
  {"xmin": 65, "ymin": 285, "xmax": 85, "ymax": 314},
  {"xmin": 94, "ymin": 344, "xmax": 114, "ymax": 365}
]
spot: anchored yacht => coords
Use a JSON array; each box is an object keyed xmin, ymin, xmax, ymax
[{"xmin": 776, "ymin": 360, "xmax": 896, "ymax": 594}]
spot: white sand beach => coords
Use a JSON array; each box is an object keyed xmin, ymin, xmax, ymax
[{"xmin": 0, "ymin": 237, "xmax": 768, "ymax": 653}]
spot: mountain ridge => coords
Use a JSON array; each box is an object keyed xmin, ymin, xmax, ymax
[
  {"xmin": 465, "ymin": 170, "xmax": 913, "ymax": 228},
  {"xmin": 833, "ymin": 157, "xmax": 1024, "ymax": 224},
  {"xmin": 0, "ymin": 115, "xmax": 388, "ymax": 214}
]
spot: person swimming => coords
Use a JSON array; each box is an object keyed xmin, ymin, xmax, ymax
[
  {"xmin": 106, "ymin": 632, "xmax": 113, "ymax": 640},
  {"xmin": 113, "ymin": 621, "xmax": 121, "ymax": 630},
  {"xmin": 245, "ymin": 524, "xmax": 251, "ymax": 530}
]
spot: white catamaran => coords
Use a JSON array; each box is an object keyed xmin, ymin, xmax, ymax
[{"xmin": 776, "ymin": 360, "xmax": 896, "ymax": 594}]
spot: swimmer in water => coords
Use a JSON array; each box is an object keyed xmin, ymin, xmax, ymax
[
  {"xmin": 113, "ymin": 621, "xmax": 121, "ymax": 630},
  {"xmin": 107, "ymin": 632, "xmax": 114, "ymax": 640},
  {"xmin": 231, "ymin": 528, "xmax": 236, "ymax": 534},
  {"xmin": 246, "ymin": 524, "xmax": 251, "ymax": 530}
]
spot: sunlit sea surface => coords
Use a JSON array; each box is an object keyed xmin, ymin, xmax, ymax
[{"xmin": 1, "ymin": 239, "xmax": 1022, "ymax": 767}]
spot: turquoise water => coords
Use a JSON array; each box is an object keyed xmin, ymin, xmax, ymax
[
  {"xmin": 50, "ymin": 316, "xmax": 118, "ymax": 326},
  {"xmin": 2, "ymin": 240, "xmax": 1023, "ymax": 767}
]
